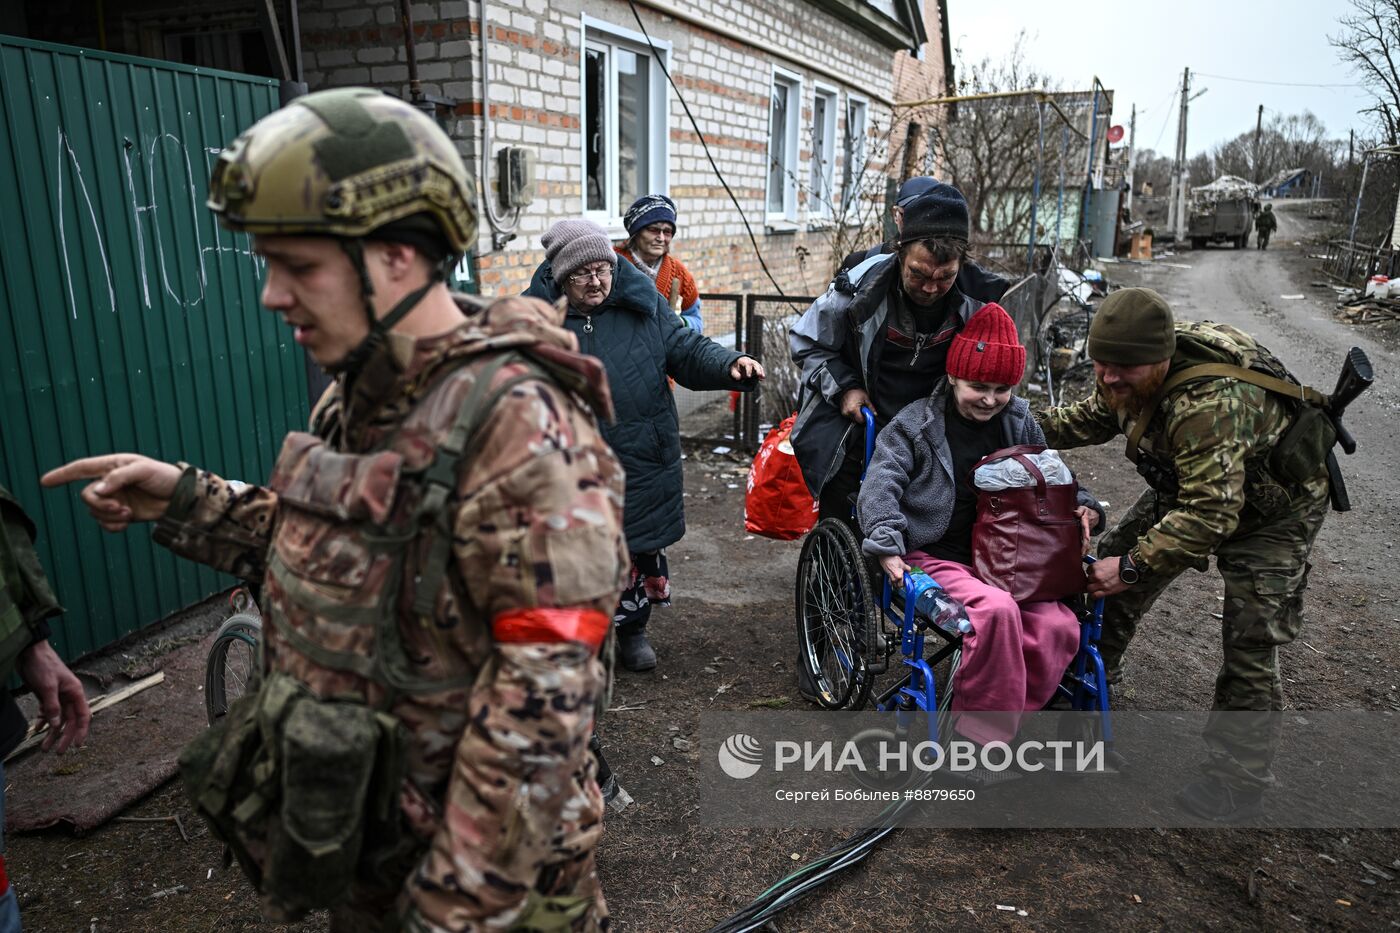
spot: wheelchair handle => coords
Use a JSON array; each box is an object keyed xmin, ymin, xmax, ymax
[
  {"xmin": 859, "ymin": 406, "xmax": 877, "ymax": 480},
  {"xmin": 900, "ymin": 570, "xmax": 922, "ymax": 604}
]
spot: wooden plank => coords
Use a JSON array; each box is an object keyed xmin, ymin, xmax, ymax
[{"xmin": 4, "ymin": 670, "xmax": 166, "ymax": 762}]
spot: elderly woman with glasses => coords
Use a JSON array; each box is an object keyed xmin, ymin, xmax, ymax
[{"xmin": 526, "ymin": 219, "xmax": 764, "ymax": 671}]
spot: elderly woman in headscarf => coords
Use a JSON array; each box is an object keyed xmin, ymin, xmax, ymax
[
  {"xmin": 615, "ymin": 194, "xmax": 704, "ymax": 332},
  {"xmin": 526, "ymin": 218, "xmax": 764, "ymax": 671}
]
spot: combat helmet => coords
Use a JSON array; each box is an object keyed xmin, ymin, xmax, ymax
[{"xmin": 208, "ymin": 87, "xmax": 478, "ymax": 372}]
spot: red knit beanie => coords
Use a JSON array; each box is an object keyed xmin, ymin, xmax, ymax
[{"xmin": 946, "ymin": 303, "xmax": 1026, "ymax": 386}]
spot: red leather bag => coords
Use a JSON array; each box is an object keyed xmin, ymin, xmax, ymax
[{"xmin": 970, "ymin": 445, "xmax": 1085, "ymax": 602}]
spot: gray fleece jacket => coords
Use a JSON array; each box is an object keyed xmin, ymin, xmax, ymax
[{"xmin": 858, "ymin": 380, "xmax": 1104, "ymax": 558}]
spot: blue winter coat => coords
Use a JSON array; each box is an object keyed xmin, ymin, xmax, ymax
[{"xmin": 525, "ymin": 259, "xmax": 750, "ymax": 552}]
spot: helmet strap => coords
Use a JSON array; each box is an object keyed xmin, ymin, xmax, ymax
[{"xmin": 326, "ymin": 239, "xmax": 442, "ymax": 377}]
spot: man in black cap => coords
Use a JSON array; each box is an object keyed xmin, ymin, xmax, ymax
[
  {"xmin": 791, "ymin": 184, "xmax": 987, "ymax": 524},
  {"xmin": 834, "ymin": 177, "xmax": 1009, "ymax": 304}
]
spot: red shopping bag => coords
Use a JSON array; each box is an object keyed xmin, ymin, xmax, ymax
[{"xmin": 744, "ymin": 414, "xmax": 818, "ymax": 540}]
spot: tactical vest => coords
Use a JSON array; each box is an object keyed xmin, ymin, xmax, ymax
[
  {"xmin": 1123, "ymin": 322, "xmax": 1330, "ymax": 498},
  {"xmin": 180, "ymin": 351, "xmax": 547, "ymax": 921}
]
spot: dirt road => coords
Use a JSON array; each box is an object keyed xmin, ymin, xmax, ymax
[{"xmin": 8, "ymin": 204, "xmax": 1399, "ymax": 930}]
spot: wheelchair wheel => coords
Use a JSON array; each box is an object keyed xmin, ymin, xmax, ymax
[
  {"xmin": 205, "ymin": 613, "xmax": 261, "ymax": 725},
  {"xmin": 795, "ymin": 518, "xmax": 880, "ymax": 710}
]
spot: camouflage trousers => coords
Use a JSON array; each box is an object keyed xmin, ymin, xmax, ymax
[
  {"xmin": 1096, "ymin": 477, "xmax": 1329, "ymax": 790},
  {"xmin": 326, "ymin": 840, "xmax": 610, "ymax": 933}
]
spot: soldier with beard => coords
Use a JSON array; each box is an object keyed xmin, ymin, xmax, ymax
[{"xmin": 1037, "ymin": 287, "xmax": 1330, "ymax": 822}]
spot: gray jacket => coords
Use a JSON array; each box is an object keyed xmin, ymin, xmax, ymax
[
  {"xmin": 788, "ymin": 252, "xmax": 982, "ymax": 497},
  {"xmin": 858, "ymin": 380, "xmax": 1104, "ymax": 558}
]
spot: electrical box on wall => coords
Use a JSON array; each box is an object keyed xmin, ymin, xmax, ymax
[{"xmin": 497, "ymin": 147, "xmax": 535, "ymax": 208}]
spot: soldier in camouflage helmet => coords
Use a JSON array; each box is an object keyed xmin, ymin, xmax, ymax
[
  {"xmin": 1037, "ymin": 287, "xmax": 1330, "ymax": 822},
  {"xmin": 43, "ymin": 88, "xmax": 627, "ymax": 931}
]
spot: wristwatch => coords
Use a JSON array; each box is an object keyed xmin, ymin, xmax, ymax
[{"xmin": 1118, "ymin": 552, "xmax": 1141, "ymax": 586}]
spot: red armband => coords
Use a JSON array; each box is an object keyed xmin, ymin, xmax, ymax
[{"xmin": 492, "ymin": 608, "xmax": 611, "ymax": 649}]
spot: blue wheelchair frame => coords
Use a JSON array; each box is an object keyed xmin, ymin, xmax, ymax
[{"xmin": 855, "ymin": 409, "xmax": 1113, "ymax": 741}]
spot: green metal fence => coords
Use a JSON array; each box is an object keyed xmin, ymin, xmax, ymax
[{"xmin": 0, "ymin": 35, "xmax": 309, "ymax": 661}]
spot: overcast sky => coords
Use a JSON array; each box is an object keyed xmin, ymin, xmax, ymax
[{"xmin": 944, "ymin": 0, "xmax": 1376, "ymax": 159}]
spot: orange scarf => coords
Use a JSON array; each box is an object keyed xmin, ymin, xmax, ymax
[{"xmin": 616, "ymin": 248, "xmax": 698, "ymax": 311}]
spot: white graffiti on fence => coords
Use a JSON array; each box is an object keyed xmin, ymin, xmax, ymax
[
  {"xmin": 55, "ymin": 126, "xmax": 264, "ymax": 320},
  {"xmin": 56, "ymin": 128, "xmax": 116, "ymax": 319}
]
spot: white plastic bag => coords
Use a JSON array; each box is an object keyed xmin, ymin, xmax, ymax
[{"xmin": 973, "ymin": 449, "xmax": 1074, "ymax": 490}]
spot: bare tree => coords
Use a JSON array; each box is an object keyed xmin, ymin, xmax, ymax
[
  {"xmin": 1133, "ymin": 148, "xmax": 1175, "ymax": 194},
  {"xmin": 1186, "ymin": 151, "xmax": 1215, "ymax": 186},
  {"xmin": 1331, "ymin": 0, "xmax": 1400, "ymax": 147},
  {"xmin": 796, "ymin": 112, "xmax": 911, "ymax": 280},
  {"xmin": 925, "ymin": 34, "xmax": 1061, "ymax": 252},
  {"xmin": 1210, "ymin": 111, "xmax": 1341, "ymax": 183}
]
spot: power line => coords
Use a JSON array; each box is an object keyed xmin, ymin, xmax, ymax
[
  {"xmin": 1151, "ymin": 85, "xmax": 1179, "ymax": 151},
  {"xmin": 626, "ymin": 0, "xmax": 798, "ymax": 308},
  {"xmin": 1192, "ymin": 71, "xmax": 1361, "ymax": 89}
]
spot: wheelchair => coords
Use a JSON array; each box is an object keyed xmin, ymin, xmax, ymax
[{"xmin": 794, "ymin": 409, "xmax": 1112, "ymax": 746}]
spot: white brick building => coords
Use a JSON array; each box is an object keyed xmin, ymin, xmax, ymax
[
  {"xmin": 11, "ymin": 0, "xmax": 950, "ymax": 322},
  {"xmin": 297, "ymin": 0, "xmax": 945, "ymax": 315}
]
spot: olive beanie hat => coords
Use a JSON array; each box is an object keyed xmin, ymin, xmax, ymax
[{"xmin": 1087, "ymin": 287, "xmax": 1177, "ymax": 364}]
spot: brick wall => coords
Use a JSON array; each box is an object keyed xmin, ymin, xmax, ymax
[
  {"xmin": 890, "ymin": 0, "xmax": 949, "ymax": 180},
  {"xmin": 296, "ymin": 0, "xmax": 913, "ymax": 303}
]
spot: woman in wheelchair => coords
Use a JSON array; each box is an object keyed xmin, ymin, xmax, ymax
[{"xmin": 857, "ymin": 304, "xmax": 1104, "ymax": 744}]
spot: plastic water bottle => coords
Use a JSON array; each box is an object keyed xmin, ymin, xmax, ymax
[{"xmin": 906, "ymin": 568, "xmax": 972, "ymax": 635}]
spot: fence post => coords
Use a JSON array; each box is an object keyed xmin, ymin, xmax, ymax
[
  {"xmin": 739, "ymin": 292, "xmax": 750, "ymax": 448},
  {"xmin": 748, "ymin": 300, "xmax": 764, "ymax": 451}
]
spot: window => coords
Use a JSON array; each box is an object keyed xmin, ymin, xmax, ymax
[
  {"xmin": 809, "ymin": 86, "xmax": 837, "ymax": 220},
  {"xmin": 767, "ymin": 69, "xmax": 802, "ymax": 222},
  {"xmin": 842, "ymin": 96, "xmax": 869, "ymax": 217},
  {"xmin": 582, "ymin": 18, "xmax": 669, "ymax": 228}
]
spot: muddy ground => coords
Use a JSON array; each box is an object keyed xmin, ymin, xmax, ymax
[{"xmin": 9, "ymin": 201, "xmax": 1400, "ymax": 931}]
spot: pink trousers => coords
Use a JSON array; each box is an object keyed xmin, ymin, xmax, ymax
[{"xmin": 905, "ymin": 553, "xmax": 1081, "ymax": 745}]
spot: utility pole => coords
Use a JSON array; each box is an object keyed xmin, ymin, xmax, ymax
[
  {"xmin": 1253, "ymin": 104, "xmax": 1264, "ymax": 183},
  {"xmin": 1167, "ymin": 67, "xmax": 1191, "ymax": 243},
  {"xmin": 1125, "ymin": 103, "xmax": 1137, "ymax": 212}
]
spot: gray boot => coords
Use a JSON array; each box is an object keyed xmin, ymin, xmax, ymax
[{"xmin": 618, "ymin": 627, "xmax": 657, "ymax": 672}]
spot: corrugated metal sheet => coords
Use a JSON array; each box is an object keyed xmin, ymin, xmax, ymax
[{"xmin": 0, "ymin": 35, "xmax": 309, "ymax": 661}]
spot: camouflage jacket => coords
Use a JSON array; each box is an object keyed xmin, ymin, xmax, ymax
[
  {"xmin": 0, "ymin": 485, "xmax": 62, "ymax": 756},
  {"xmin": 1037, "ymin": 321, "xmax": 1309, "ymax": 576},
  {"xmin": 155, "ymin": 296, "xmax": 628, "ymax": 929}
]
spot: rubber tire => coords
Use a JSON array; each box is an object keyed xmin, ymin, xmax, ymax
[
  {"xmin": 205, "ymin": 614, "xmax": 262, "ymax": 725},
  {"xmin": 795, "ymin": 518, "xmax": 880, "ymax": 710}
]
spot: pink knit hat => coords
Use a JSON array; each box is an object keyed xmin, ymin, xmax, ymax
[{"xmin": 946, "ymin": 303, "xmax": 1026, "ymax": 386}]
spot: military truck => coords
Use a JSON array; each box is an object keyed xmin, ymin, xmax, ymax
[{"xmin": 1187, "ymin": 175, "xmax": 1257, "ymax": 249}]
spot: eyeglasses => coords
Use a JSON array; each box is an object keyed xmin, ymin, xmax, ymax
[{"xmin": 568, "ymin": 266, "xmax": 614, "ymax": 285}]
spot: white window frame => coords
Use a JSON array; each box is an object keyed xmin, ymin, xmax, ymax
[
  {"xmin": 809, "ymin": 83, "xmax": 838, "ymax": 222},
  {"xmin": 842, "ymin": 95, "xmax": 869, "ymax": 221},
  {"xmin": 766, "ymin": 66, "xmax": 803, "ymax": 225},
  {"xmin": 580, "ymin": 15, "xmax": 670, "ymax": 235}
]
